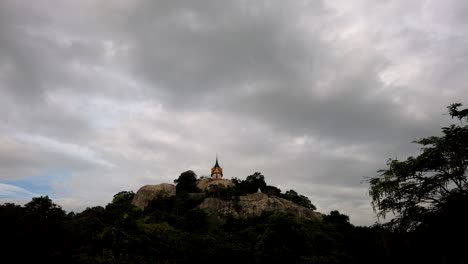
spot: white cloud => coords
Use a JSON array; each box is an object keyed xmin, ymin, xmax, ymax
[
  {"xmin": 0, "ymin": 183, "xmax": 39, "ymax": 198},
  {"xmin": 14, "ymin": 133, "xmax": 113, "ymax": 168}
]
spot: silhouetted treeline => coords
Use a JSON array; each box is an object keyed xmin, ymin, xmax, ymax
[{"xmin": 1, "ymin": 187, "xmax": 465, "ymax": 263}]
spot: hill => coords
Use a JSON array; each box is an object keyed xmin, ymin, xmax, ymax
[
  {"xmin": 132, "ymin": 175, "xmax": 322, "ymax": 221},
  {"xmin": 0, "ymin": 170, "xmax": 455, "ymax": 263}
]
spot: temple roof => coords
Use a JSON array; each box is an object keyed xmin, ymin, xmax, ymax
[
  {"xmin": 213, "ymin": 156, "xmax": 221, "ymax": 168},
  {"xmin": 211, "ymin": 155, "xmax": 223, "ymax": 177}
]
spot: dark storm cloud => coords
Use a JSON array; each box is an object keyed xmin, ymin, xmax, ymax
[
  {"xmin": 0, "ymin": 0, "xmax": 467, "ymax": 225},
  {"xmin": 122, "ymin": 1, "xmax": 329, "ymax": 101},
  {"xmin": 121, "ymin": 0, "xmax": 443, "ymax": 148}
]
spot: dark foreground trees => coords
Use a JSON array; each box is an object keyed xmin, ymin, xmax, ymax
[
  {"xmin": 1, "ymin": 195, "xmax": 378, "ymax": 264},
  {"xmin": 368, "ymin": 103, "xmax": 468, "ymax": 263},
  {"xmin": 0, "ymin": 196, "xmax": 70, "ymax": 263},
  {"xmin": 0, "ymin": 173, "xmax": 390, "ymax": 264},
  {"xmin": 368, "ymin": 103, "xmax": 468, "ymax": 231}
]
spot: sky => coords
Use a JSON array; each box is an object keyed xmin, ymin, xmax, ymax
[{"xmin": 0, "ymin": 0, "xmax": 467, "ymax": 226}]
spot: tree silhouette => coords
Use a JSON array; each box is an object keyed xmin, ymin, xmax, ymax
[
  {"xmin": 174, "ymin": 170, "xmax": 200, "ymax": 193},
  {"xmin": 368, "ymin": 103, "xmax": 468, "ymax": 231},
  {"xmin": 24, "ymin": 195, "xmax": 65, "ymax": 219}
]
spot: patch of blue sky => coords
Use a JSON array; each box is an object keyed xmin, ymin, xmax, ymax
[
  {"xmin": 1, "ymin": 171, "xmax": 69, "ymax": 199},
  {"xmin": 0, "ymin": 183, "xmax": 38, "ymax": 199}
]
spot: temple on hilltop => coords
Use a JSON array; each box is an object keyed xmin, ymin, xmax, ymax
[{"xmin": 211, "ymin": 156, "xmax": 223, "ymax": 180}]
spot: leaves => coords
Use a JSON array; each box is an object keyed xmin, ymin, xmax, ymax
[
  {"xmin": 368, "ymin": 103, "xmax": 468, "ymax": 231},
  {"xmin": 174, "ymin": 170, "xmax": 201, "ymax": 193}
]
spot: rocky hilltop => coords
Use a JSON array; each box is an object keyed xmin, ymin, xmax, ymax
[
  {"xmin": 132, "ymin": 179, "xmax": 322, "ymax": 221},
  {"xmin": 132, "ymin": 183, "xmax": 176, "ymax": 209},
  {"xmin": 199, "ymin": 192, "xmax": 322, "ymax": 221}
]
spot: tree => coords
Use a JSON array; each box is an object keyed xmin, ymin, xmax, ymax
[
  {"xmin": 368, "ymin": 103, "xmax": 468, "ymax": 231},
  {"xmin": 24, "ymin": 195, "xmax": 65, "ymax": 219},
  {"xmin": 263, "ymin": 185, "xmax": 281, "ymax": 196},
  {"xmin": 112, "ymin": 191, "xmax": 135, "ymax": 204},
  {"xmin": 323, "ymin": 210, "xmax": 350, "ymax": 226},
  {"xmin": 174, "ymin": 170, "xmax": 200, "ymax": 193},
  {"xmin": 21, "ymin": 196, "xmax": 69, "ymax": 262},
  {"xmin": 245, "ymin": 172, "xmax": 267, "ymax": 193},
  {"xmin": 284, "ymin": 190, "xmax": 317, "ymax": 210}
]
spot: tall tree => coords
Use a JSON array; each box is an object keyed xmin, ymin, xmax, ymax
[
  {"xmin": 24, "ymin": 195, "xmax": 65, "ymax": 219},
  {"xmin": 368, "ymin": 103, "xmax": 468, "ymax": 231},
  {"xmin": 245, "ymin": 172, "xmax": 267, "ymax": 193},
  {"xmin": 174, "ymin": 170, "xmax": 200, "ymax": 193}
]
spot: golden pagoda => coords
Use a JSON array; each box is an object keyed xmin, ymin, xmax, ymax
[{"xmin": 211, "ymin": 156, "xmax": 223, "ymax": 179}]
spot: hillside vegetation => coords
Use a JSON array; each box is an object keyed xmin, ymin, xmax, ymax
[{"xmin": 0, "ymin": 171, "xmax": 387, "ymax": 264}]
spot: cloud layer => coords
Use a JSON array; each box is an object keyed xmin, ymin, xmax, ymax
[{"xmin": 1, "ymin": 0, "xmax": 467, "ymax": 225}]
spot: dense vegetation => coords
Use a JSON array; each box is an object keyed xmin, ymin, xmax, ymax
[
  {"xmin": 182, "ymin": 170, "xmax": 316, "ymax": 210},
  {"xmin": 367, "ymin": 103, "xmax": 468, "ymax": 263},
  {"xmin": 0, "ymin": 192, "xmax": 394, "ymax": 264},
  {"xmin": 0, "ymin": 103, "xmax": 466, "ymax": 263}
]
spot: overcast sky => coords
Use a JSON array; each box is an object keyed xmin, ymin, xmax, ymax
[{"xmin": 0, "ymin": 0, "xmax": 467, "ymax": 225}]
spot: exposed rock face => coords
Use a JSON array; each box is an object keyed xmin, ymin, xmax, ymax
[
  {"xmin": 133, "ymin": 180, "xmax": 321, "ymax": 221},
  {"xmin": 196, "ymin": 178, "xmax": 234, "ymax": 191},
  {"xmin": 198, "ymin": 192, "xmax": 322, "ymax": 221},
  {"xmin": 132, "ymin": 178, "xmax": 234, "ymax": 209},
  {"xmin": 132, "ymin": 183, "xmax": 176, "ymax": 209}
]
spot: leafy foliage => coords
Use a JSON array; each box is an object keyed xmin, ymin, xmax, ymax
[
  {"xmin": 24, "ymin": 195, "xmax": 66, "ymax": 219},
  {"xmin": 368, "ymin": 103, "xmax": 468, "ymax": 231},
  {"xmin": 229, "ymin": 173, "xmax": 317, "ymax": 210},
  {"xmin": 174, "ymin": 170, "xmax": 201, "ymax": 193},
  {"xmin": 231, "ymin": 172, "xmax": 267, "ymax": 194},
  {"xmin": 282, "ymin": 190, "xmax": 317, "ymax": 210},
  {"xmin": 1, "ymin": 190, "xmax": 465, "ymax": 263},
  {"xmin": 112, "ymin": 191, "xmax": 135, "ymax": 204}
]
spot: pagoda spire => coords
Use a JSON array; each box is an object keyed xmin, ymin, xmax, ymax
[{"xmin": 211, "ymin": 155, "xmax": 223, "ymax": 179}]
